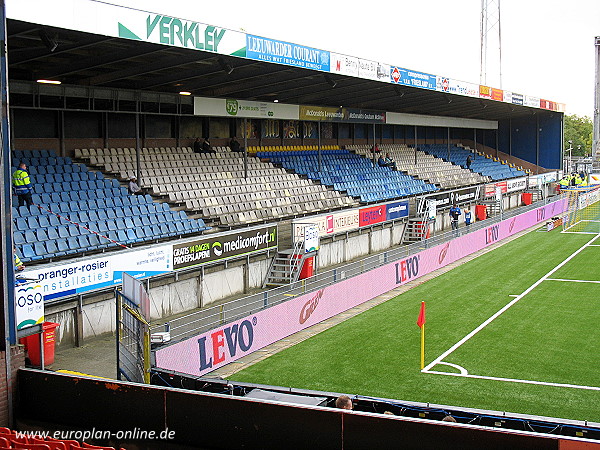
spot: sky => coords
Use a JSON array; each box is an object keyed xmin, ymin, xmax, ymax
[{"xmin": 109, "ymin": 0, "xmax": 599, "ymax": 118}]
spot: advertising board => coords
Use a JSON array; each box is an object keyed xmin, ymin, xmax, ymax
[
  {"xmin": 24, "ymin": 246, "xmax": 172, "ymax": 302},
  {"xmin": 173, "ymin": 226, "xmax": 277, "ymax": 270},
  {"xmin": 246, "ymin": 35, "xmax": 330, "ymax": 72}
]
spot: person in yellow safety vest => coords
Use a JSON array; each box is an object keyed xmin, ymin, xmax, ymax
[
  {"xmin": 558, "ymin": 176, "xmax": 570, "ymax": 188},
  {"xmin": 579, "ymin": 176, "xmax": 588, "ymax": 186},
  {"xmin": 574, "ymin": 174, "xmax": 583, "ymax": 185},
  {"xmin": 12, "ymin": 162, "xmax": 33, "ymax": 207},
  {"xmin": 14, "ymin": 246, "xmax": 24, "ymax": 271}
]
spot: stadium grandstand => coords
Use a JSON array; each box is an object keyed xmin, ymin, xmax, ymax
[{"xmin": 3, "ymin": 0, "xmax": 597, "ymax": 449}]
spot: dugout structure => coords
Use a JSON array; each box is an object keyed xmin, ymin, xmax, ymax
[{"xmin": 562, "ymin": 185, "xmax": 600, "ymax": 233}]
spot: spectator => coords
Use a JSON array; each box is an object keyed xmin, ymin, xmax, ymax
[
  {"xmin": 384, "ymin": 153, "xmax": 397, "ymax": 170},
  {"xmin": 229, "ymin": 136, "xmax": 242, "ymax": 153},
  {"xmin": 370, "ymin": 143, "xmax": 380, "ymax": 154},
  {"xmin": 202, "ymin": 138, "xmax": 215, "ymax": 153},
  {"xmin": 193, "ymin": 138, "xmax": 202, "ymax": 153},
  {"xmin": 466, "ymin": 155, "xmax": 472, "ymax": 170},
  {"xmin": 128, "ymin": 176, "xmax": 143, "ymax": 195},
  {"xmin": 14, "ymin": 246, "xmax": 24, "ymax": 272},
  {"xmin": 335, "ymin": 395, "xmax": 353, "ymax": 410},
  {"xmin": 377, "ymin": 155, "xmax": 387, "ymax": 167},
  {"xmin": 464, "ymin": 208, "xmax": 472, "ymax": 228},
  {"xmin": 12, "ymin": 162, "xmax": 34, "ymax": 207},
  {"xmin": 449, "ymin": 203, "xmax": 461, "ymax": 234}
]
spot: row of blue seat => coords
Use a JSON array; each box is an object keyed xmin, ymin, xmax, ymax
[
  {"xmin": 33, "ymin": 179, "xmax": 119, "ymax": 194},
  {"xmin": 25, "ymin": 172, "xmax": 100, "ymax": 184},
  {"xmin": 12, "ymin": 164, "xmax": 87, "ymax": 175},
  {"xmin": 14, "ymin": 208, "xmax": 206, "ymax": 232},
  {"xmin": 12, "ymin": 157, "xmax": 72, "ymax": 166},
  {"xmin": 12, "ymin": 149, "xmax": 57, "ymax": 158},
  {"xmin": 13, "ymin": 197, "xmax": 171, "ymax": 219},
  {"xmin": 18, "ymin": 220, "xmax": 204, "ymax": 262}
]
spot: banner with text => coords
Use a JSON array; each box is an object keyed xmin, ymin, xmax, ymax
[
  {"xmin": 173, "ymin": 226, "xmax": 278, "ymax": 270},
  {"xmin": 15, "ymin": 282, "xmax": 44, "ymax": 330},
  {"xmin": 6, "ymin": 1, "xmax": 247, "ymax": 57},
  {"xmin": 390, "ymin": 67, "xmax": 436, "ymax": 90},
  {"xmin": 246, "ymin": 35, "xmax": 330, "ymax": 71},
  {"xmin": 299, "ymin": 105, "xmax": 385, "ymax": 123},
  {"xmin": 24, "ymin": 246, "xmax": 172, "ymax": 302},
  {"xmin": 194, "ymin": 97, "xmax": 298, "ymax": 119}
]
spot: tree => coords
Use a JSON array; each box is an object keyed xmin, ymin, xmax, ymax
[{"xmin": 564, "ymin": 114, "xmax": 593, "ymax": 156}]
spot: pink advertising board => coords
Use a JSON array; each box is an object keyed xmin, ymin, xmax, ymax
[{"xmin": 155, "ymin": 200, "xmax": 567, "ymax": 376}]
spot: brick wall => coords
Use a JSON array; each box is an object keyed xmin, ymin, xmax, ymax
[{"xmin": 0, "ymin": 346, "xmax": 25, "ymax": 427}]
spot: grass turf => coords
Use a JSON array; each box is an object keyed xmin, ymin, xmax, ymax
[{"xmin": 230, "ymin": 228, "xmax": 600, "ymax": 422}]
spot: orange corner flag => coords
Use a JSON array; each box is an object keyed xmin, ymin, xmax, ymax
[{"xmin": 417, "ymin": 301, "xmax": 426, "ymax": 328}]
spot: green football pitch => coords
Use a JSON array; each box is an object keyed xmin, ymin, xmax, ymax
[{"xmin": 231, "ymin": 227, "xmax": 600, "ymax": 423}]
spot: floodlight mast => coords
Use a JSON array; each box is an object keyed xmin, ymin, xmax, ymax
[
  {"xmin": 480, "ymin": 0, "xmax": 503, "ymax": 88},
  {"xmin": 594, "ymin": 36, "xmax": 600, "ymax": 159}
]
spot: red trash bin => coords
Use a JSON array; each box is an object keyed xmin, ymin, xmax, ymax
[
  {"xmin": 522, "ymin": 192, "xmax": 533, "ymax": 205},
  {"xmin": 299, "ymin": 256, "xmax": 314, "ymax": 279},
  {"xmin": 475, "ymin": 204, "xmax": 487, "ymax": 221},
  {"xmin": 293, "ymin": 254, "xmax": 314, "ymax": 280},
  {"xmin": 22, "ymin": 322, "xmax": 60, "ymax": 366}
]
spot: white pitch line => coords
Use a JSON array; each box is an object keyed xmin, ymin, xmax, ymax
[
  {"xmin": 423, "ymin": 370, "xmax": 600, "ymax": 392},
  {"xmin": 422, "ymin": 233, "xmax": 600, "ymax": 373},
  {"xmin": 436, "ymin": 362, "xmax": 469, "ymax": 375},
  {"xmin": 546, "ymin": 278, "xmax": 600, "ymax": 284}
]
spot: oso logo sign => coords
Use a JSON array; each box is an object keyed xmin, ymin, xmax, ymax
[{"xmin": 212, "ymin": 241, "xmax": 222, "ymax": 256}]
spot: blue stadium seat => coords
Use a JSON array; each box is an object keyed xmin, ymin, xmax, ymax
[
  {"xmin": 45, "ymin": 240, "xmax": 59, "ymax": 257},
  {"xmin": 77, "ymin": 235, "xmax": 91, "ymax": 252},
  {"xmin": 141, "ymin": 216, "xmax": 151, "ymax": 226},
  {"xmin": 47, "ymin": 227, "xmax": 60, "ymax": 240},
  {"xmin": 34, "ymin": 242, "xmax": 48, "ymax": 259},
  {"xmin": 132, "ymin": 217, "xmax": 143, "ymax": 228},
  {"xmin": 106, "ymin": 208, "xmax": 117, "ymax": 220},
  {"xmin": 55, "ymin": 239, "xmax": 69, "ymax": 257},
  {"xmin": 21, "ymin": 244, "xmax": 38, "ymax": 262},
  {"xmin": 35, "ymin": 228, "xmax": 48, "ymax": 241},
  {"xmin": 67, "ymin": 224, "xmax": 80, "ymax": 237},
  {"xmin": 14, "ymin": 231, "xmax": 26, "ymax": 245},
  {"xmin": 149, "ymin": 214, "xmax": 159, "ymax": 225},
  {"xmin": 134, "ymin": 228, "xmax": 146, "ymax": 240},
  {"xmin": 48, "ymin": 214, "xmax": 62, "ymax": 227},
  {"xmin": 125, "ymin": 229, "xmax": 138, "ymax": 244},
  {"xmin": 26, "ymin": 216, "xmax": 40, "ymax": 229},
  {"xmin": 97, "ymin": 209, "xmax": 108, "ymax": 220},
  {"xmin": 87, "ymin": 210, "xmax": 99, "ymax": 222},
  {"xmin": 98, "ymin": 221, "xmax": 109, "ymax": 234}
]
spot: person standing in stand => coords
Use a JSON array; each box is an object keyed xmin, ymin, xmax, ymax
[
  {"xmin": 464, "ymin": 208, "xmax": 472, "ymax": 229},
  {"xmin": 449, "ymin": 203, "xmax": 461, "ymax": 236},
  {"xmin": 12, "ymin": 162, "xmax": 34, "ymax": 207}
]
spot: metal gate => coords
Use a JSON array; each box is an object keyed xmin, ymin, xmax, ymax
[{"xmin": 116, "ymin": 291, "xmax": 150, "ymax": 383}]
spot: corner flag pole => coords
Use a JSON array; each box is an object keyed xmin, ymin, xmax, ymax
[{"xmin": 417, "ymin": 301, "xmax": 426, "ymax": 370}]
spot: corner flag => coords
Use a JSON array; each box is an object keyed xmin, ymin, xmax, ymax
[
  {"xmin": 417, "ymin": 301, "xmax": 426, "ymax": 328},
  {"xmin": 417, "ymin": 302, "xmax": 426, "ymax": 370}
]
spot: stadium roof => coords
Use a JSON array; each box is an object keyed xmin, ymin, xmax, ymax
[{"xmin": 5, "ymin": 1, "xmax": 563, "ymax": 122}]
